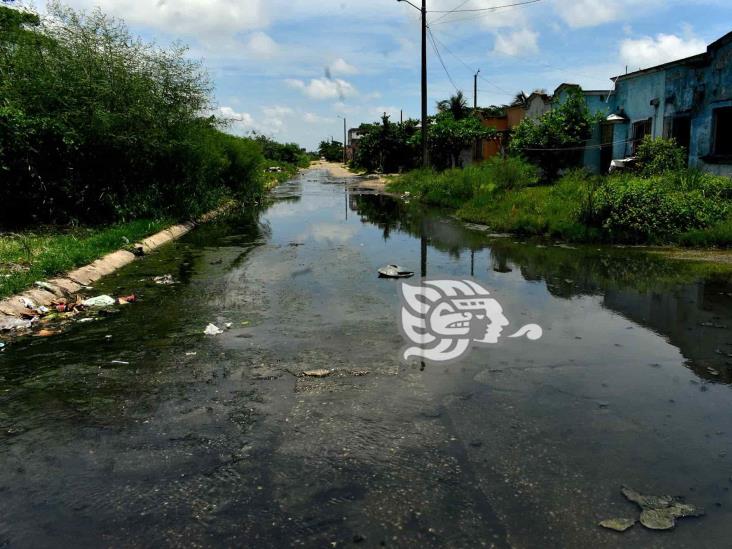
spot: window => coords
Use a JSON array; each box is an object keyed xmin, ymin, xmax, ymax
[
  {"xmin": 713, "ymin": 107, "xmax": 732, "ymax": 156},
  {"xmin": 631, "ymin": 118, "xmax": 652, "ymax": 154}
]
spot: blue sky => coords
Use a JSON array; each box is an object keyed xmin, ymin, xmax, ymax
[{"xmin": 21, "ymin": 0, "xmax": 732, "ymax": 150}]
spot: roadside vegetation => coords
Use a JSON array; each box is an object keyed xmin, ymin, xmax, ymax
[
  {"xmin": 0, "ymin": 2, "xmax": 309, "ymax": 298},
  {"xmin": 382, "ymin": 88, "xmax": 732, "ymax": 247}
]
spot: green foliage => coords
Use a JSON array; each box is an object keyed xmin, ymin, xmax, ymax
[
  {"xmin": 634, "ymin": 136, "xmax": 687, "ymax": 177},
  {"xmin": 353, "ymin": 115, "xmax": 420, "ymax": 173},
  {"xmin": 436, "ymin": 91, "xmax": 470, "ymax": 120},
  {"xmin": 590, "ymin": 173, "xmax": 729, "ymax": 242},
  {"xmin": 318, "ymin": 139, "xmax": 344, "ymax": 162},
  {"xmin": 0, "ymin": 3, "xmax": 297, "ymax": 229},
  {"xmin": 388, "ymin": 156, "xmax": 539, "ymax": 209},
  {"xmin": 0, "ymin": 219, "xmax": 170, "ymax": 299},
  {"xmin": 423, "ymin": 112, "xmax": 496, "ymax": 170},
  {"xmin": 509, "ymin": 87, "xmax": 599, "ymax": 181},
  {"xmin": 255, "ymin": 134, "xmax": 309, "ymax": 167}
]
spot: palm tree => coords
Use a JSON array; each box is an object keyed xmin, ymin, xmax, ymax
[
  {"xmin": 436, "ymin": 91, "xmax": 470, "ymax": 120},
  {"xmin": 511, "ymin": 91, "xmax": 528, "ymax": 107}
]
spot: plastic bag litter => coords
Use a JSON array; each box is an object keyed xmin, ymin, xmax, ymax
[
  {"xmin": 154, "ymin": 274, "xmax": 176, "ymax": 285},
  {"xmin": 378, "ymin": 265, "xmax": 414, "ymax": 278},
  {"xmin": 204, "ymin": 323, "xmax": 224, "ymax": 336},
  {"xmin": 83, "ymin": 295, "xmax": 116, "ymax": 307}
]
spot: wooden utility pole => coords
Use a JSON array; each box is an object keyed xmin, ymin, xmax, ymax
[{"xmin": 397, "ymin": 0, "xmax": 428, "ymax": 167}]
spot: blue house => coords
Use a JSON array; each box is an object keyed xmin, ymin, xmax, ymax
[{"xmin": 554, "ymin": 31, "xmax": 732, "ymax": 176}]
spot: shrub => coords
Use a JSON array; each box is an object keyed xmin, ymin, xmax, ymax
[
  {"xmin": 593, "ymin": 175, "xmax": 728, "ymax": 242},
  {"xmin": 634, "ymin": 137, "xmax": 686, "ymax": 177}
]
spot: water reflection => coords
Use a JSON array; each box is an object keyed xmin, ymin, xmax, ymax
[{"xmin": 350, "ymin": 191, "xmax": 732, "ymax": 385}]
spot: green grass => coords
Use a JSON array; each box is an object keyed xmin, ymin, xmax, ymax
[
  {"xmin": 388, "ymin": 162, "xmax": 732, "ymax": 246},
  {"xmin": 0, "ymin": 219, "xmax": 170, "ymax": 299}
]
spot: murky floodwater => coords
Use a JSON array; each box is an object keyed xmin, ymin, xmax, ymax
[{"xmin": 2, "ymin": 169, "xmax": 732, "ymax": 548}]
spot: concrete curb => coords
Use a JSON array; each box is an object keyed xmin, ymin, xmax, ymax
[{"xmin": 0, "ymin": 207, "xmax": 229, "ymax": 322}]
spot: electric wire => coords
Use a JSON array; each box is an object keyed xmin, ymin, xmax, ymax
[
  {"xmin": 427, "ymin": 27, "xmax": 461, "ymax": 92},
  {"xmin": 428, "ymin": 0, "xmax": 542, "ymax": 12}
]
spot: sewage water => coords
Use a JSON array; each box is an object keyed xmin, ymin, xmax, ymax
[{"xmin": 2, "ymin": 169, "xmax": 732, "ymax": 548}]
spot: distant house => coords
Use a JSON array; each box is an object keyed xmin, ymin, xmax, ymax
[
  {"xmin": 524, "ymin": 92, "xmax": 552, "ymax": 120},
  {"xmin": 347, "ymin": 128, "xmax": 362, "ymax": 162},
  {"xmin": 553, "ymin": 31, "xmax": 732, "ymax": 175}
]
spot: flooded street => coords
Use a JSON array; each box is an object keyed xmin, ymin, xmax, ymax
[{"xmin": 3, "ymin": 168, "xmax": 732, "ymax": 547}]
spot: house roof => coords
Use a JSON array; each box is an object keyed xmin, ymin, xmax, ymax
[{"xmin": 613, "ymin": 30, "xmax": 732, "ymax": 82}]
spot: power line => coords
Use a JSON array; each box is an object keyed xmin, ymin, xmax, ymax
[
  {"xmin": 427, "ymin": 27, "xmax": 460, "ymax": 92},
  {"xmin": 429, "ymin": 31, "xmax": 516, "ymax": 96},
  {"xmin": 430, "ymin": 0, "xmax": 473, "ymax": 24},
  {"xmin": 431, "ymin": 0, "xmax": 543, "ymax": 26},
  {"xmin": 428, "ymin": 0, "xmax": 542, "ymax": 12}
]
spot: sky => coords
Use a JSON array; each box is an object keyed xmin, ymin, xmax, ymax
[{"xmin": 16, "ymin": 0, "xmax": 732, "ymax": 150}]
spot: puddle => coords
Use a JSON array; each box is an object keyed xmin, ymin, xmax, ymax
[{"xmin": 1, "ymin": 168, "xmax": 732, "ymax": 547}]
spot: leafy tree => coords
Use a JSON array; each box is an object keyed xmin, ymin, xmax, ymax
[
  {"xmin": 509, "ymin": 86, "xmax": 599, "ymax": 181},
  {"xmin": 0, "ymin": 2, "xmax": 295, "ymax": 227},
  {"xmin": 353, "ymin": 114, "xmax": 420, "ymax": 173},
  {"xmin": 436, "ymin": 91, "xmax": 470, "ymax": 120},
  {"xmin": 423, "ymin": 111, "xmax": 496, "ymax": 170},
  {"xmin": 318, "ymin": 139, "xmax": 344, "ymax": 162}
]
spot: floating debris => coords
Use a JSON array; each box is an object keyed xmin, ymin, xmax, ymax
[
  {"xmin": 0, "ymin": 317, "xmax": 33, "ymax": 333},
  {"xmin": 301, "ymin": 369, "xmax": 331, "ymax": 378},
  {"xmin": 620, "ymin": 486, "xmax": 704, "ymax": 531},
  {"xmin": 82, "ymin": 295, "xmax": 116, "ymax": 308},
  {"xmin": 378, "ymin": 265, "xmax": 414, "ymax": 279},
  {"xmin": 204, "ymin": 323, "xmax": 224, "ymax": 336},
  {"xmin": 154, "ymin": 274, "xmax": 176, "ymax": 285},
  {"xmin": 700, "ymin": 322, "xmax": 728, "ymax": 329},
  {"xmin": 598, "ymin": 518, "xmax": 636, "ymax": 532},
  {"xmin": 110, "ymin": 360, "xmax": 130, "ymax": 365}
]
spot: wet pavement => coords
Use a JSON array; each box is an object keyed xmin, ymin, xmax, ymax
[{"xmin": 2, "ymin": 168, "xmax": 732, "ymax": 547}]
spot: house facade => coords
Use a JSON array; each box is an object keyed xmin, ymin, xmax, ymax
[{"xmin": 556, "ymin": 31, "xmax": 732, "ymax": 175}]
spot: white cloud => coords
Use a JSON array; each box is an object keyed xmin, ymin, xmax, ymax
[
  {"xmin": 245, "ymin": 32, "xmax": 279, "ymax": 58},
  {"xmin": 72, "ymin": 0, "xmax": 269, "ymax": 37},
  {"xmin": 262, "ymin": 105, "xmax": 294, "ymax": 118},
  {"xmin": 329, "ymin": 58, "xmax": 358, "ymax": 76},
  {"xmin": 493, "ymin": 29, "xmax": 539, "ymax": 57},
  {"xmin": 215, "ymin": 106, "xmax": 256, "ymax": 133},
  {"xmin": 620, "ymin": 33, "xmax": 707, "ymax": 69},
  {"xmin": 304, "ymin": 112, "xmax": 328, "ymax": 124},
  {"xmin": 286, "ymin": 77, "xmax": 357, "ymax": 101},
  {"xmin": 553, "ymin": 0, "xmax": 665, "ymax": 28}
]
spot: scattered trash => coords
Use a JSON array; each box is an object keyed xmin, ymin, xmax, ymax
[
  {"xmin": 186, "ymin": 352, "xmax": 197, "ymax": 356},
  {"xmin": 0, "ymin": 342, "xmax": 5, "ymax": 351},
  {"xmin": 34, "ymin": 329, "xmax": 59, "ymax": 338},
  {"xmin": 111, "ymin": 360, "xmax": 130, "ymax": 365},
  {"xmin": 301, "ymin": 369, "xmax": 331, "ymax": 378},
  {"xmin": 117, "ymin": 294, "xmax": 137, "ymax": 305},
  {"xmin": 82, "ymin": 295, "xmax": 116, "ymax": 308},
  {"xmin": 0, "ymin": 317, "xmax": 33, "ymax": 332},
  {"xmin": 20, "ymin": 297, "xmax": 36, "ymax": 309},
  {"xmin": 204, "ymin": 323, "xmax": 224, "ymax": 336},
  {"xmin": 34, "ymin": 281, "xmax": 59, "ymax": 294},
  {"xmin": 599, "ymin": 518, "xmax": 636, "ymax": 532},
  {"xmin": 225, "ymin": 322, "xmax": 233, "ymax": 330},
  {"xmin": 154, "ymin": 274, "xmax": 176, "ymax": 285},
  {"xmin": 700, "ymin": 322, "xmax": 728, "ymax": 329},
  {"xmin": 378, "ymin": 265, "xmax": 414, "ymax": 279},
  {"xmin": 78, "ymin": 318, "xmax": 95, "ymax": 323},
  {"xmin": 616, "ymin": 486, "xmax": 704, "ymax": 531}
]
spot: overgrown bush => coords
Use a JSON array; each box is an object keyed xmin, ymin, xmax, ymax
[
  {"xmin": 0, "ymin": 3, "xmax": 270, "ymax": 228},
  {"xmin": 389, "ymin": 157, "xmax": 538, "ymax": 209},
  {"xmin": 634, "ymin": 136, "xmax": 687, "ymax": 177},
  {"xmin": 593, "ymin": 175, "xmax": 728, "ymax": 242}
]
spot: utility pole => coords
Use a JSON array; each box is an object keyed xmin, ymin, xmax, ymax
[
  {"xmin": 474, "ymin": 69, "xmax": 480, "ymax": 110},
  {"xmin": 397, "ymin": 0, "xmax": 428, "ymax": 167},
  {"xmin": 421, "ymin": 0, "xmax": 428, "ymax": 167},
  {"xmin": 337, "ymin": 115, "xmax": 347, "ymax": 164}
]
